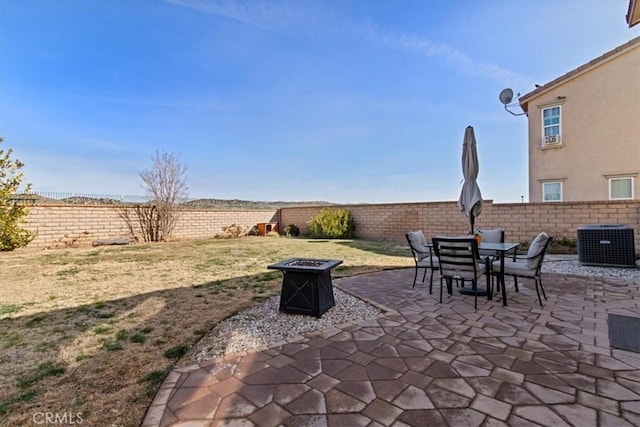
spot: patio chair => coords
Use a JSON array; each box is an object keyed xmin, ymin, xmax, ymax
[
  {"xmin": 477, "ymin": 228, "xmax": 505, "ymax": 260},
  {"xmin": 406, "ymin": 231, "xmax": 439, "ymax": 293},
  {"xmin": 491, "ymin": 232, "xmax": 552, "ymax": 307},
  {"xmin": 432, "ymin": 236, "xmax": 490, "ymax": 310},
  {"xmin": 477, "ymin": 228, "xmax": 505, "ymax": 294}
]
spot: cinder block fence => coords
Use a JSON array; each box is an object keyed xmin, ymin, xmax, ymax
[
  {"xmin": 279, "ymin": 200, "xmax": 640, "ymax": 251},
  {"xmin": 24, "ymin": 204, "xmax": 279, "ymax": 249},
  {"xmin": 21, "ymin": 200, "xmax": 640, "ymax": 252}
]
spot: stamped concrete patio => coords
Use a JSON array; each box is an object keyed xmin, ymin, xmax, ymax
[{"xmin": 143, "ymin": 267, "xmax": 640, "ymax": 426}]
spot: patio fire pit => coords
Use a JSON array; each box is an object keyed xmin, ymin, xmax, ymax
[{"xmin": 267, "ymin": 258, "xmax": 343, "ymax": 318}]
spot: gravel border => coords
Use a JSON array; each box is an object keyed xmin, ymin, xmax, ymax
[
  {"xmin": 180, "ymin": 287, "xmax": 386, "ymax": 366},
  {"xmin": 543, "ymin": 259, "xmax": 640, "ymax": 281}
]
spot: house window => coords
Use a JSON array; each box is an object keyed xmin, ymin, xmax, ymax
[
  {"xmin": 542, "ymin": 106, "xmax": 561, "ymax": 145},
  {"xmin": 543, "ymin": 182, "xmax": 562, "ymax": 202},
  {"xmin": 609, "ymin": 177, "xmax": 634, "ymax": 200}
]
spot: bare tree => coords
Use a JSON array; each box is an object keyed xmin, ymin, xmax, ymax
[
  {"xmin": 140, "ymin": 150, "xmax": 188, "ymax": 207},
  {"xmin": 117, "ymin": 150, "xmax": 188, "ymax": 242}
]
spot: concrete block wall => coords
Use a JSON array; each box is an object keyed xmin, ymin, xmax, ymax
[
  {"xmin": 281, "ymin": 200, "xmax": 640, "ymax": 249},
  {"xmin": 21, "ymin": 200, "xmax": 640, "ymax": 252},
  {"xmin": 279, "ymin": 202, "xmax": 473, "ymax": 242},
  {"xmin": 25, "ymin": 205, "xmax": 131, "ymax": 249},
  {"xmin": 171, "ymin": 209, "xmax": 280, "ymax": 239},
  {"xmin": 24, "ymin": 204, "xmax": 280, "ymax": 249}
]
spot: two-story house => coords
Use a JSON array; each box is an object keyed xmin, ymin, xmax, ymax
[{"xmin": 518, "ymin": 36, "xmax": 640, "ymax": 202}]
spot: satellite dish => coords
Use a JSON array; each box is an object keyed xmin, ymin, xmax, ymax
[
  {"xmin": 499, "ymin": 88, "xmax": 514, "ymax": 105},
  {"xmin": 499, "ymin": 88, "xmax": 525, "ymax": 116}
]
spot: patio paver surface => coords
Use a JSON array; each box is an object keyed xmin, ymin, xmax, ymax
[{"xmin": 142, "ymin": 268, "xmax": 640, "ymax": 426}]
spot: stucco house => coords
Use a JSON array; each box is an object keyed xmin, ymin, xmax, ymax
[{"xmin": 518, "ymin": 36, "xmax": 640, "ymax": 202}]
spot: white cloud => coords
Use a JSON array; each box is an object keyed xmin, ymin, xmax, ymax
[
  {"xmin": 365, "ymin": 30, "xmax": 532, "ymax": 89},
  {"xmin": 165, "ymin": 0, "xmax": 299, "ymax": 35},
  {"xmin": 165, "ymin": 0, "xmax": 530, "ymax": 88}
]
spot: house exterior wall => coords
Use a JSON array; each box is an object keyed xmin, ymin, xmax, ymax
[{"xmin": 526, "ymin": 41, "xmax": 640, "ymax": 202}]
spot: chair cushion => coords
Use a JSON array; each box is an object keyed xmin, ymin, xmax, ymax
[
  {"xmin": 408, "ymin": 230, "xmax": 433, "ymax": 262},
  {"xmin": 479, "ymin": 229, "xmax": 503, "ymax": 244},
  {"xmin": 492, "ymin": 259, "xmax": 536, "ymax": 277},
  {"xmin": 407, "ymin": 230, "xmax": 428, "ymax": 250},
  {"xmin": 526, "ymin": 232, "xmax": 549, "ymax": 268},
  {"xmin": 417, "ymin": 257, "xmax": 439, "ymax": 268}
]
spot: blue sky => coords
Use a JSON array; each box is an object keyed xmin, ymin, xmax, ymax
[{"xmin": 1, "ymin": 1, "xmax": 638, "ymax": 203}]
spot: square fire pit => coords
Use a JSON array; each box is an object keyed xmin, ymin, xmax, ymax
[{"xmin": 267, "ymin": 258, "xmax": 343, "ymax": 318}]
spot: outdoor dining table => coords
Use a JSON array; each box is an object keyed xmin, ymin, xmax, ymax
[{"xmin": 427, "ymin": 241, "xmax": 519, "ymax": 307}]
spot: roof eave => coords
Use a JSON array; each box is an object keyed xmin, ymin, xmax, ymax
[
  {"xmin": 628, "ymin": 0, "xmax": 640, "ymax": 27},
  {"xmin": 518, "ymin": 36, "xmax": 640, "ymax": 111}
]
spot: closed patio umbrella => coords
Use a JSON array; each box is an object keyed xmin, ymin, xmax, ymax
[{"xmin": 457, "ymin": 126, "xmax": 482, "ymax": 234}]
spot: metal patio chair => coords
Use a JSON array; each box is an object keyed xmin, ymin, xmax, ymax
[
  {"xmin": 432, "ymin": 236, "xmax": 490, "ymax": 310},
  {"xmin": 477, "ymin": 228, "xmax": 505, "ymax": 294},
  {"xmin": 477, "ymin": 228, "xmax": 505, "ymax": 261},
  {"xmin": 491, "ymin": 232, "xmax": 553, "ymax": 306},
  {"xmin": 406, "ymin": 230, "xmax": 439, "ymax": 293}
]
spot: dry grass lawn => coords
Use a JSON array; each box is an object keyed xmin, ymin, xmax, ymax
[{"xmin": 0, "ymin": 236, "xmax": 410, "ymax": 426}]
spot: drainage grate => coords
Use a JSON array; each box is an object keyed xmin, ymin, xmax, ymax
[{"xmin": 609, "ymin": 313, "xmax": 640, "ymax": 353}]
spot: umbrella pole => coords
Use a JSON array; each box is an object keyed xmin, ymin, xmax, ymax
[{"xmin": 470, "ymin": 213, "xmax": 475, "ymax": 235}]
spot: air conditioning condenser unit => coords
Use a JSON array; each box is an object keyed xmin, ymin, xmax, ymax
[{"xmin": 577, "ymin": 224, "xmax": 636, "ymax": 268}]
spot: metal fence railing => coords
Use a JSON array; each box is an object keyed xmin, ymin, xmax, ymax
[
  {"xmin": 15, "ymin": 191, "xmax": 316, "ymax": 209},
  {"xmin": 29, "ymin": 191, "xmax": 152, "ymax": 204}
]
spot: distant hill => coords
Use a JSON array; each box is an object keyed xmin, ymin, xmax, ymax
[
  {"xmin": 183, "ymin": 198, "xmax": 334, "ymax": 210},
  {"xmin": 27, "ymin": 194, "xmax": 335, "ymax": 210}
]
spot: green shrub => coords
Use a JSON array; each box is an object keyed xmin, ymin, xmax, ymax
[
  {"xmin": 0, "ymin": 138, "xmax": 34, "ymax": 251},
  {"xmin": 557, "ymin": 237, "xmax": 577, "ymax": 248},
  {"xmin": 549, "ymin": 236, "xmax": 578, "ymax": 254},
  {"xmin": 282, "ymin": 224, "xmax": 300, "ymax": 237},
  {"xmin": 306, "ymin": 208, "xmax": 355, "ymax": 239}
]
